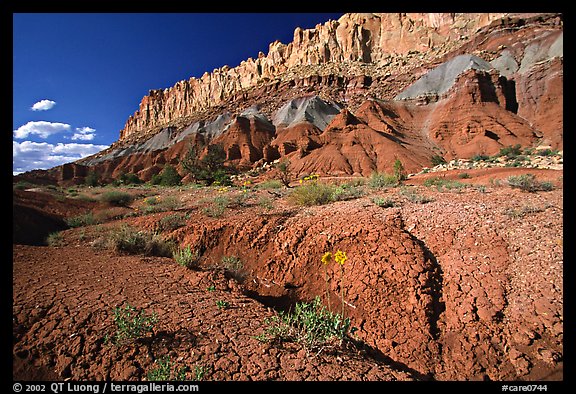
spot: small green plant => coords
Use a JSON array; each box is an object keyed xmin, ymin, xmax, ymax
[
  {"xmin": 257, "ymin": 179, "xmax": 283, "ymax": 190},
  {"xmin": 458, "ymin": 172, "xmax": 471, "ymax": 179},
  {"xmin": 46, "ymin": 232, "xmax": 64, "ymax": 246},
  {"xmin": 331, "ymin": 183, "xmax": 365, "ymax": 201},
  {"xmin": 276, "ymin": 159, "xmax": 292, "ymax": 188},
  {"xmin": 207, "ymin": 285, "xmax": 216, "ymax": 292},
  {"xmin": 398, "ymin": 187, "xmax": 433, "ymax": 204},
  {"xmin": 431, "ymin": 154, "xmax": 447, "ymax": 166},
  {"xmin": 471, "ymin": 154, "xmax": 489, "ymax": 162},
  {"xmin": 423, "ymin": 177, "xmax": 467, "ymax": 192},
  {"xmin": 112, "ymin": 304, "xmax": 157, "ymax": 345},
  {"xmin": 147, "ymin": 356, "xmax": 187, "ymax": 381},
  {"xmin": 216, "ymin": 300, "xmax": 230, "ymax": 309},
  {"xmin": 192, "ymin": 364, "xmax": 210, "ymax": 381},
  {"xmin": 101, "ymin": 191, "xmax": 134, "ymax": 206},
  {"xmin": 257, "ymin": 196, "xmax": 274, "ymax": 210},
  {"xmin": 158, "ymin": 165, "xmax": 182, "ymax": 186},
  {"xmin": 257, "ymin": 296, "xmax": 351, "ymax": 350},
  {"xmin": 393, "ymin": 158, "xmax": 406, "ymax": 181},
  {"xmin": 109, "ymin": 225, "xmax": 175, "ymax": 257},
  {"xmin": 507, "ymin": 174, "xmax": 554, "ymax": 192},
  {"xmin": 85, "ymin": 171, "xmax": 100, "ymax": 187},
  {"xmin": 202, "ymin": 195, "xmax": 229, "ymax": 217},
  {"xmin": 65, "ymin": 212, "xmax": 96, "ymax": 228},
  {"xmin": 368, "ymin": 172, "xmax": 399, "ymax": 188},
  {"xmin": 173, "ymin": 246, "xmax": 201, "ymax": 269},
  {"xmin": 157, "ymin": 212, "xmax": 188, "ymax": 232},
  {"xmin": 289, "ymin": 182, "xmax": 335, "ymax": 206},
  {"xmin": 13, "ymin": 181, "xmax": 34, "ymax": 190},
  {"xmin": 372, "ymin": 196, "xmax": 396, "ymax": 208},
  {"xmin": 498, "ymin": 144, "xmax": 522, "ymax": 159}
]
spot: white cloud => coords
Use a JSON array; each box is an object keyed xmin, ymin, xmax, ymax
[
  {"xmin": 13, "ymin": 121, "xmax": 71, "ymax": 139},
  {"xmin": 72, "ymin": 126, "xmax": 96, "ymax": 141},
  {"xmin": 13, "ymin": 140, "xmax": 109, "ymax": 175},
  {"xmin": 30, "ymin": 99, "xmax": 57, "ymax": 111}
]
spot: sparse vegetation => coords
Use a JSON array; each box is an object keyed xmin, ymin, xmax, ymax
[
  {"xmin": 471, "ymin": 154, "xmax": 489, "ymax": 162},
  {"xmin": 257, "ymin": 179, "xmax": 283, "ymax": 190},
  {"xmin": 504, "ymin": 204, "xmax": 547, "ymax": 219},
  {"xmin": 498, "ymin": 144, "xmax": 522, "ymax": 159},
  {"xmin": 84, "ymin": 171, "xmax": 100, "ymax": 187},
  {"xmin": 183, "ymin": 143, "xmax": 232, "ymax": 186},
  {"xmin": 216, "ymin": 300, "xmax": 230, "ymax": 310},
  {"xmin": 398, "ymin": 187, "xmax": 433, "ymax": 204},
  {"xmin": 458, "ymin": 172, "xmax": 471, "ymax": 179},
  {"xmin": 158, "ymin": 165, "xmax": 183, "ymax": 186},
  {"xmin": 372, "ymin": 196, "xmax": 396, "ymax": 208},
  {"xmin": 65, "ymin": 212, "xmax": 96, "ymax": 228},
  {"xmin": 173, "ymin": 246, "xmax": 201, "ymax": 269},
  {"xmin": 423, "ymin": 176, "xmax": 467, "ymax": 192},
  {"xmin": 393, "ymin": 158, "xmax": 407, "ymax": 181},
  {"xmin": 100, "ymin": 191, "xmax": 134, "ymax": 206},
  {"xmin": 46, "ymin": 232, "xmax": 64, "ymax": 246},
  {"xmin": 507, "ymin": 174, "xmax": 554, "ymax": 192},
  {"xmin": 331, "ymin": 183, "xmax": 365, "ymax": 201},
  {"xmin": 256, "ymin": 296, "xmax": 351, "ymax": 350},
  {"xmin": 202, "ymin": 195, "xmax": 230, "ymax": 217},
  {"xmin": 192, "ymin": 364, "xmax": 210, "ymax": 381},
  {"xmin": 257, "ymin": 196, "xmax": 274, "ymax": 210},
  {"xmin": 276, "ymin": 159, "xmax": 292, "ymax": 188},
  {"xmin": 146, "ymin": 356, "xmax": 187, "ymax": 381},
  {"xmin": 156, "ymin": 212, "xmax": 188, "ymax": 232},
  {"xmin": 431, "ymin": 154, "xmax": 447, "ymax": 166},
  {"xmin": 109, "ymin": 225, "xmax": 175, "ymax": 257},
  {"xmin": 111, "ymin": 304, "xmax": 157, "ymax": 345},
  {"xmin": 289, "ymin": 182, "xmax": 335, "ymax": 206},
  {"xmin": 368, "ymin": 172, "xmax": 399, "ymax": 188}
]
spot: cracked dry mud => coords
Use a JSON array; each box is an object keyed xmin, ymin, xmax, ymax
[{"xmin": 13, "ymin": 168, "xmax": 563, "ymax": 381}]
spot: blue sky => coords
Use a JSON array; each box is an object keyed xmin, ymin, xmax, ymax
[{"xmin": 12, "ymin": 13, "xmax": 343, "ymax": 175}]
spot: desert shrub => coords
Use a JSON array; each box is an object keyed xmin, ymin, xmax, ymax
[
  {"xmin": 183, "ymin": 143, "xmax": 232, "ymax": 186},
  {"xmin": 331, "ymin": 184, "xmax": 365, "ymax": 201},
  {"xmin": 393, "ymin": 158, "xmax": 407, "ymax": 181},
  {"xmin": 202, "ymin": 195, "xmax": 230, "ymax": 217},
  {"xmin": 84, "ymin": 171, "xmax": 100, "ymax": 187},
  {"xmin": 368, "ymin": 172, "xmax": 399, "ymax": 188},
  {"xmin": 471, "ymin": 154, "xmax": 489, "ymax": 162},
  {"xmin": 157, "ymin": 212, "xmax": 188, "ymax": 232},
  {"xmin": 258, "ymin": 196, "xmax": 274, "ymax": 210},
  {"xmin": 109, "ymin": 225, "xmax": 174, "ymax": 257},
  {"xmin": 372, "ymin": 196, "xmax": 396, "ymax": 208},
  {"xmin": 499, "ymin": 144, "xmax": 522, "ymax": 159},
  {"xmin": 276, "ymin": 159, "xmax": 292, "ymax": 188},
  {"xmin": 507, "ymin": 174, "xmax": 554, "ymax": 192},
  {"xmin": 289, "ymin": 182, "xmax": 335, "ymax": 206},
  {"xmin": 173, "ymin": 246, "xmax": 201, "ymax": 269},
  {"xmin": 398, "ymin": 187, "xmax": 433, "ymax": 204},
  {"xmin": 159, "ymin": 165, "xmax": 182, "ymax": 186},
  {"xmin": 216, "ymin": 300, "xmax": 230, "ymax": 310},
  {"xmin": 458, "ymin": 172, "xmax": 471, "ymax": 179},
  {"xmin": 46, "ymin": 232, "xmax": 64, "ymax": 246},
  {"xmin": 423, "ymin": 177, "xmax": 467, "ymax": 192},
  {"xmin": 100, "ymin": 191, "xmax": 133, "ymax": 206},
  {"xmin": 257, "ymin": 179, "xmax": 283, "ymax": 189},
  {"xmin": 66, "ymin": 212, "xmax": 96, "ymax": 228},
  {"xmin": 256, "ymin": 297, "xmax": 351, "ymax": 350},
  {"xmin": 112, "ymin": 304, "xmax": 157, "ymax": 345},
  {"xmin": 147, "ymin": 356, "xmax": 187, "ymax": 381},
  {"xmin": 431, "ymin": 154, "xmax": 447, "ymax": 166},
  {"xmin": 13, "ymin": 181, "xmax": 33, "ymax": 190}
]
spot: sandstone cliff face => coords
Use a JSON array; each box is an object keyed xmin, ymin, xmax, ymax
[{"xmin": 120, "ymin": 13, "xmax": 507, "ymax": 140}]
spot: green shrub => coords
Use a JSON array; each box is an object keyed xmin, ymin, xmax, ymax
[
  {"xmin": 13, "ymin": 181, "xmax": 33, "ymax": 190},
  {"xmin": 372, "ymin": 197, "xmax": 395, "ymax": 208},
  {"xmin": 423, "ymin": 177, "xmax": 467, "ymax": 192},
  {"xmin": 147, "ymin": 356, "xmax": 187, "ymax": 381},
  {"xmin": 156, "ymin": 212, "xmax": 188, "ymax": 232},
  {"xmin": 173, "ymin": 246, "xmax": 201, "ymax": 269},
  {"xmin": 258, "ymin": 196, "xmax": 274, "ymax": 210},
  {"xmin": 112, "ymin": 304, "xmax": 157, "ymax": 345},
  {"xmin": 393, "ymin": 159, "xmax": 406, "ymax": 181},
  {"xmin": 216, "ymin": 300, "xmax": 230, "ymax": 310},
  {"xmin": 257, "ymin": 179, "xmax": 283, "ymax": 189},
  {"xmin": 368, "ymin": 172, "xmax": 399, "ymax": 188},
  {"xmin": 109, "ymin": 225, "xmax": 174, "ymax": 257},
  {"xmin": 288, "ymin": 182, "xmax": 335, "ymax": 206},
  {"xmin": 256, "ymin": 297, "xmax": 351, "ymax": 350},
  {"xmin": 159, "ymin": 165, "xmax": 182, "ymax": 186},
  {"xmin": 101, "ymin": 191, "xmax": 133, "ymax": 206},
  {"xmin": 46, "ymin": 232, "xmax": 64, "ymax": 246},
  {"xmin": 458, "ymin": 172, "xmax": 471, "ymax": 179},
  {"xmin": 431, "ymin": 154, "xmax": 447, "ymax": 166},
  {"xmin": 84, "ymin": 171, "xmax": 100, "ymax": 187},
  {"xmin": 202, "ymin": 195, "xmax": 230, "ymax": 217},
  {"xmin": 66, "ymin": 212, "xmax": 96, "ymax": 228},
  {"xmin": 398, "ymin": 187, "xmax": 433, "ymax": 204},
  {"xmin": 331, "ymin": 184, "xmax": 365, "ymax": 201},
  {"xmin": 499, "ymin": 144, "xmax": 522, "ymax": 159},
  {"xmin": 471, "ymin": 154, "xmax": 489, "ymax": 162},
  {"xmin": 507, "ymin": 174, "xmax": 554, "ymax": 192}
]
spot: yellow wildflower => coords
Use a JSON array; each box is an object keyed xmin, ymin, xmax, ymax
[
  {"xmin": 321, "ymin": 252, "xmax": 332, "ymax": 265},
  {"xmin": 334, "ymin": 250, "xmax": 347, "ymax": 265}
]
